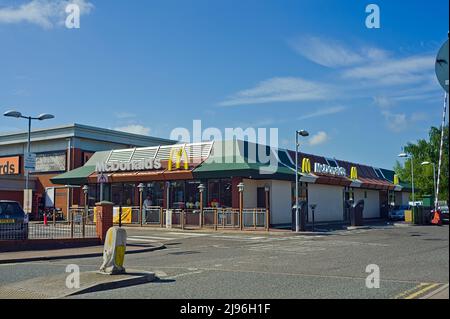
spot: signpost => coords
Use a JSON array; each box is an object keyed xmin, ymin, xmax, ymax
[
  {"xmin": 23, "ymin": 189, "xmax": 32, "ymax": 214},
  {"xmin": 97, "ymin": 173, "xmax": 108, "ymax": 202},
  {"xmin": 24, "ymin": 153, "xmax": 36, "ymax": 172},
  {"xmin": 434, "ymin": 35, "xmax": 449, "ymax": 212}
]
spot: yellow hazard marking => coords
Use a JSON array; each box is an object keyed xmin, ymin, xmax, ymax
[
  {"xmin": 114, "ymin": 245, "xmax": 126, "ymax": 267},
  {"xmin": 394, "ymin": 283, "xmax": 441, "ymax": 299}
]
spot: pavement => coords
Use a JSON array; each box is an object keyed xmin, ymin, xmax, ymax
[
  {"xmin": 0, "ymin": 223, "xmax": 447, "ymax": 299},
  {"xmin": 0, "ymin": 242, "xmax": 165, "ymax": 264}
]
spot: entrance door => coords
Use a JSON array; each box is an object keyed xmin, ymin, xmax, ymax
[
  {"xmin": 379, "ymin": 191, "xmax": 389, "ymax": 219},
  {"xmin": 257, "ymin": 187, "xmax": 267, "ymax": 208}
]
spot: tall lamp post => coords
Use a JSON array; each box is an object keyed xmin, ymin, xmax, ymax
[
  {"xmin": 398, "ymin": 153, "xmax": 415, "ymax": 206},
  {"xmin": 238, "ymin": 182, "xmax": 244, "ymax": 230},
  {"xmin": 295, "ymin": 130, "xmax": 309, "ymax": 232},
  {"xmin": 138, "ymin": 183, "xmax": 145, "ymax": 226},
  {"xmin": 421, "ymin": 161, "xmax": 437, "ymax": 210},
  {"xmin": 198, "ymin": 183, "xmax": 205, "ymax": 228},
  {"xmin": 82, "ymin": 185, "xmax": 89, "ymax": 238},
  {"xmin": 3, "ymin": 110, "xmax": 55, "ymax": 191}
]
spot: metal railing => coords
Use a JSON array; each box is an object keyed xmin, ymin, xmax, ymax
[
  {"xmin": 160, "ymin": 207, "xmax": 267, "ymax": 230},
  {"xmin": 0, "ymin": 207, "xmax": 98, "ymax": 241}
]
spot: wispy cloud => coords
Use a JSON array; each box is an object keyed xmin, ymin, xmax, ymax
[
  {"xmin": 114, "ymin": 124, "xmax": 151, "ymax": 136},
  {"xmin": 219, "ymin": 77, "xmax": 331, "ymax": 106},
  {"xmin": 381, "ymin": 110, "xmax": 429, "ymax": 132},
  {"xmin": 0, "ymin": 0, "xmax": 93, "ymax": 29},
  {"xmin": 342, "ymin": 55, "xmax": 434, "ymax": 85},
  {"xmin": 297, "ymin": 106, "xmax": 347, "ymax": 120},
  {"xmin": 308, "ymin": 131, "xmax": 329, "ymax": 146},
  {"xmin": 288, "ymin": 36, "xmax": 389, "ymax": 68}
]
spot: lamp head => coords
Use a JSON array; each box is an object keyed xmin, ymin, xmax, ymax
[
  {"xmin": 3, "ymin": 110, "xmax": 22, "ymax": 118},
  {"xmin": 37, "ymin": 113, "xmax": 55, "ymax": 121}
]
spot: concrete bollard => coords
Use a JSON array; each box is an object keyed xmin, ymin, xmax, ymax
[{"xmin": 99, "ymin": 226, "xmax": 127, "ymax": 275}]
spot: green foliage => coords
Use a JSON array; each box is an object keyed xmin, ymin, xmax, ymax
[{"xmin": 394, "ymin": 125, "xmax": 449, "ymax": 203}]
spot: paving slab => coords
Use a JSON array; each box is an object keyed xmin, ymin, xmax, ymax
[
  {"xmin": 0, "ymin": 242, "xmax": 165, "ymax": 264},
  {"xmin": 0, "ymin": 269, "xmax": 155, "ymax": 299}
]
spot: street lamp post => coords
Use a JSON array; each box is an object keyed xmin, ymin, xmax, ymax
[
  {"xmin": 295, "ymin": 130, "xmax": 309, "ymax": 232},
  {"xmin": 264, "ymin": 185, "xmax": 270, "ymax": 231},
  {"xmin": 398, "ymin": 153, "xmax": 415, "ymax": 206},
  {"xmin": 82, "ymin": 185, "xmax": 89, "ymax": 238},
  {"xmin": 138, "ymin": 183, "xmax": 145, "ymax": 226},
  {"xmin": 238, "ymin": 182, "xmax": 244, "ymax": 230},
  {"xmin": 3, "ymin": 110, "xmax": 55, "ymax": 191},
  {"xmin": 421, "ymin": 161, "xmax": 437, "ymax": 210},
  {"xmin": 198, "ymin": 183, "xmax": 205, "ymax": 228}
]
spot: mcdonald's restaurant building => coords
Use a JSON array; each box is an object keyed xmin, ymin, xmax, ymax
[{"xmin": 52, "ymin": 140, "xmax": 412, "ymax": 227}]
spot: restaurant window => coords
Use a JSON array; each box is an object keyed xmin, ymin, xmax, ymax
[
  {"xmin": 111, "ymin": 183, "xmax": 137, "ymax": 206},
  {"xmin": 185, "ymin": 180, "xmax": 201, "ymax": 209},
  {"xmin": 144, "ymin": 182, "xmax": 164, "ymax": 207},
  {"xmin": 170, "ymin": 181, "xmax": 185, "ymax": 209},
  {"xmin": 207, "ymin": 178, "xmax": 232, "ymax": 208},
  {"xmin": 87, "ymin": 184, "xmax": 99, "ymax": 207}
]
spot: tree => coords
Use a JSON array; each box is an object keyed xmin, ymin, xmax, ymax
[{"xmin": 394, "ymin": 125, "xmax": 449, "ymax": 203}]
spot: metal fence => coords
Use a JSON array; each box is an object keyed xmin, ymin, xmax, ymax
[{"xmin": 0, "ymin": 208, "xmax": 98, "ymax": 241}]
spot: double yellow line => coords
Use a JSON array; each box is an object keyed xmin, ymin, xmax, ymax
[{"xmin": 394, "ymin": 283, "xmax": 441, "ymax": 299}]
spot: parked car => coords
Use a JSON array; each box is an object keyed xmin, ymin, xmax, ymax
[
  {"xmin": 389, "ymin": 205, "xmax": 409, "ymax": 221},
  {"xmin": 0, "ymin": 201, "xmax": 29, "ymax": 240},
  {"xmin": 438, "ymin": 205, "xmax": 449, "ymax": 224}
]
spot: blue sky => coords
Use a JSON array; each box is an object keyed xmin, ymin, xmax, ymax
[{"xmin": 0, "ymin": 0, "xmax": 448, "ymax": 169}]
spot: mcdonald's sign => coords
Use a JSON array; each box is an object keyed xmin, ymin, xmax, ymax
[
  {"xmin": 301, "ymin": 158, "xmax": 311, "ymax": 174},
  {"xmin": 394, "ymin": 174, "xmax": 399, "ymax": 185},
  {"xmin": 350, "ymin": 166, "xmax": 358, "ymax": 180},
  {"xmin": 168, "ymin": 147, "xmax": 189, "ymax": 171}
]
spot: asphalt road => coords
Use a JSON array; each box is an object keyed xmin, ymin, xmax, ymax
[{"xmin": 0, "ymin": 224, "xmax": 448, "ymax": 299}]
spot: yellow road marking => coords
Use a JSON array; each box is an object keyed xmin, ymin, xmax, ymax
[
  {"xmin": 405, "ymin": 283, "xmax": 440, "ymax": 299},
  {"xmin": 394, "ymin": 283, "xmax": 442, "ymax": 299}
]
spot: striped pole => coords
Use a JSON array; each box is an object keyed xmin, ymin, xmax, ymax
[{"xmin": 435, "ymin": 92, "xmax": 448, "ymax": 211}]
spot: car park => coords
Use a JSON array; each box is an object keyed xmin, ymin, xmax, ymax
[{"xmin": 0, "ymin": 200, "xmax": 29, "ymax": 240}]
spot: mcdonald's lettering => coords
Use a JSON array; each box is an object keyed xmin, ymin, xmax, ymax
[
  {"xmin": 301, "ymin": 158, "xmax": 311, "ymax": 174},
  {"xmin": 350, "ymin": 167, "xmax": 358, "ymax": 180},
  {"xmin": 168, "ymin": 147, "xmax": 189, "ymax": 171}
]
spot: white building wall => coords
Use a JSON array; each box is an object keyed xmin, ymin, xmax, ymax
[
  {"xmin": 270, "ymin": 180, "xmax": 292, "ymax": 225},
  {"xmin": 354, "ymin": 189, "xmax": 380, "ymax": 219},
  {"xmin": 307, "ymin": 184, "xmax": 344, "ymax": 222},
  {"xmin": 242, "ymin": 179, "xmax": 292, "ymax": 226}
]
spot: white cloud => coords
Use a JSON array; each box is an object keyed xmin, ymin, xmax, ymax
[
  {"xmin": 308, "ymin": 131, "xmax": 329, "ymax": 146},
  {"xmin": 114, "ymin": 125, "xmax": 151, "ymax": 136},
  {"xmin": 288, "ymin": 36, "xmax": 389, "ymax": 68},
  {"xmin": 219, "ymin": 77, "xmax": 330, "ymax": 106},
  {"xmin": 297, "ymin": 106, "xmax": 347, "ymax": 120},
  {"xmin": 0, "ymin": 0, "xmax": 93, "ymax": 29},
  {"xmin": 342, "ymin": 55, "xmax": 434, "ymax": 85},
  {"xmin": 381, "ymin": 110, "xmax": 428, "ymax": 132}
]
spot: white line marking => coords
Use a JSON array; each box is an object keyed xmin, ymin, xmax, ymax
[
  {"xmin": 127, "ymin": 238, "xmax": 159, "ymax": 243},
  {"xmin": 166, "ymin": 232, "xmax": 208, "ymax": 237},
  {"xmin": 129, "ymin": 235, "xmax": 175, "ymax": 240}
]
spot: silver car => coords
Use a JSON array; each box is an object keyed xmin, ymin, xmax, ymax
[{"xmin": 0, "ymin": 201, "xmax": 29, "ymax": 240}]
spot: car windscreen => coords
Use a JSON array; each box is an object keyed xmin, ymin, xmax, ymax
[{"xmin": 0, "ymin": 203, "xmax": 25, "ymax": 218}]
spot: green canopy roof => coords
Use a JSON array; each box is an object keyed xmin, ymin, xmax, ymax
[
  {"xmin": 193, "ymin": 140, "xmax": 296, "ymax": 180},
  {"xmin": 50, "ymin": 165, "xmax": 95, "ymax": 185}
]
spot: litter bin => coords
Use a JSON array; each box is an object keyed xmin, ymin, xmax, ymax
[
  {"xmin": 292, "ymin": 201, "xmax": 307, "ymax": 231},
  {"xmin": 350, "ymin": 200, "xmax": 364, "ymax": 227}
]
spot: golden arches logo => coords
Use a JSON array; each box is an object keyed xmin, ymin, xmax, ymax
[
  {"xmin": 394, "ymin": 174, "xmax": 399, "ymax": 185},
  {"xmin": 168, "ymin": 147, "xmax": 189, "ymax": 171},
  {"xmin": 350, "ymin": 166, "xmax": 358, "ymax": 180},
  {"xmin": 301, "ymin": 158, "xmax": 311, "ymax": 174}
]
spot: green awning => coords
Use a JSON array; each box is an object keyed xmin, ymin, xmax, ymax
[{"xmin": 51, "ymin": 165, "xmax": 95, "ymax": 185}]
